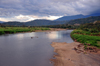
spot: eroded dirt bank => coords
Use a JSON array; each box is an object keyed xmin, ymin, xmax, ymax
[
  {"xmin": 51, "ymin": 42, "xmax": 100, "ymax": 66},
  {"xmin": 35, "ymin": 28, "xmax": 66, "ymax": 32}
]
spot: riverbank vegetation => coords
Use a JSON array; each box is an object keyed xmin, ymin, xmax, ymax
[
  {"xmin": 71, "ymin": 21, "xmax": 100, "ymax": 49},
  {"xmin": 0, "ymin": 27, "xmax": 50, "ymax": 35},
  {"xmin": 71, "ymin": 30, "xmax": 100, "ymax": 48},
  {"xmin": 42, "ymin": 24, "xmax": 80, "ymax": 29}
]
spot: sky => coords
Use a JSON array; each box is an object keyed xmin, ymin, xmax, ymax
[{"xmin": 0, "ymin": 0, "xmax": 100, "ymax": 22}]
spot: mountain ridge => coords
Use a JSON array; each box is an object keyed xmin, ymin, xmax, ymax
[
  {"xmin": 1, "ymin": 15, "xmax": 100, "ymax": 26},
  {"xmin": 0, "ymin": 21, "xmax": 4, "ymax": 23},
  {"xmin": 67, "ymin": 16, "xmax": 100, "ymax": 24},
  {"xmin": 55, "ymin": 14, "xmax": 86, "ymax": 21},
  {"xmin": 55, "ymin": 13, "xmax": 100, "ymax": 21},
  {"xmin": 2, "ymin": 20, "xmax": 68, "ymax": 26}
]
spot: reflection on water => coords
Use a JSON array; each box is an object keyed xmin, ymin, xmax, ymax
[
  {"xmin": 16, "ymin": 32, "xmax": 36, "ymax": 39},
  {"xmin": 0, "ymin": 30, "xmax": 73, "ymax": 66},
  {"xmin": 48, "ymin": 31, "xmax": 62, "ymax": 39},
  {"xmin": 17, "ymin": 34, "xmax": 24, "ymax": 39}
]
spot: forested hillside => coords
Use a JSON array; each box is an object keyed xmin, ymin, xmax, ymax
[{"xmin": 67, "ymin": 16, "xmax": 100, "ymax": 24}]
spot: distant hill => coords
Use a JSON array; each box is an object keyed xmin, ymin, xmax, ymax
[
  {"xmin": 25, "ymin": 19, "xmax": 52, "ymax": 26},
  {"xmin": 45, "ymin": 16, "xmax": 100, "ymax": 29},
  {"xmin": 55, "ymin": 13, "xmax": 100, "ymax": 21},
  {"xmin": 2, "ymin": 16, "xmax": 100, "ymax": 26},
  {"xmin": 67, "ymin": 16, "xmax": 100, "ymax": 25},
  {"xmin": 0, "ymin": 21, "xmax": 4, "ymax": 23},
  {"xmin": 56, "ymin": 14, "xmax": 87, "ymax": 21},
  {"xmin": 2, "ymin": 21, "xmax": 24, "ymax": 26},
  {"xmin": 2, "ymin": 19, "xmax": 68, "ymax": 26},
  {"xmin": 88, "ymin": 13, "xmax": 100, "ymax": 16}
]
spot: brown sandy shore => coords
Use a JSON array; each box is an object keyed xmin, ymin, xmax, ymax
[
  {"xmin": 51, "ymin": 42, "xmax": 100, "ymax": 66},
  {"xmin": 35, "ymin": 28, "xmax": 66, "ymax": 32}
]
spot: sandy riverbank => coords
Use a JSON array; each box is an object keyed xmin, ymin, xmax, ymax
[{"xmin": 51, "ymin": 42, "xmax": 100, "ymax": 66}]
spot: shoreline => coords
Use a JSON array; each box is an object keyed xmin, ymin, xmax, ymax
[
  {"xmin": 51, "ymin": 42, "xmax": 100, "ymax": 66},
  {"xmin": 34, "ymin": 28, "xmax": 67, "ymax": 32},
  {"xmin": 0, "ymin": 28, "xmax": 67, "ymax": 35}
]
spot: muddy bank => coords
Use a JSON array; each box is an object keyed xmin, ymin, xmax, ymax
[
  {"xmin": 51, "ymin": 42, "xmax": 100, "ymax": 66},
  {"xmin": 35, "ymin": 28, "xmax": 66, "ymax": 32}
]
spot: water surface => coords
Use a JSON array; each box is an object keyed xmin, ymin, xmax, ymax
[{"xmin": 0, "ymin": 30, "xmax": 73, "ymax": 66}]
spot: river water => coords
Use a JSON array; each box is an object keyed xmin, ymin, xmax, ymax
[{"xmin": 0, "ymin": 30, "xmax": 73, "ymax": 66}]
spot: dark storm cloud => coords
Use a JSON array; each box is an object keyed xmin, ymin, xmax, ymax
[{"xmin": 0, "ymin": 0, "xmax": 100, "ymax": 17}]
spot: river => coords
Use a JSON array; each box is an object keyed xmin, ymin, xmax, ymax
[{"xmin": 0, "ymin": 30, "xmax": 73, "ymax": 66}]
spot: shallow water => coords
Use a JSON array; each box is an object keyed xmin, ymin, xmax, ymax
[{"xmin": 0, "ymin": 30, "xmax": 73, "ymax": 66}]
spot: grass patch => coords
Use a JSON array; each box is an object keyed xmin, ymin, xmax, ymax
[
  {"xmin": 0, "ymin": 27, "xmax": 50, "ymax": 35},
  {"xmin": 71, "ymin": 30, "xmax": 100, "ymax": 48}
]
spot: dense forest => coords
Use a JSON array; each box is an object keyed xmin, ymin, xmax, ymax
[
  {"xmin": 67, "ymin": 16, "xmax": 100, "ymax": 25},
  {"xmin": 79, "ymin": 20, "xmax": 100, "ymax": 32}
]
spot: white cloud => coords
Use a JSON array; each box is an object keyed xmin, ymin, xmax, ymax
[
  {"xmin": 46, "ymin": 15, "xmax": 62, "ymax": 20},
  {"xmin": 0, "ymin": 14, "xmax": 61, "ymax": 22}
]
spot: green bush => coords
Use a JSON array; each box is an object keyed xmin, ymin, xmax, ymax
[
  {"xmin": 89, "ymin": 29, "xmax": 99, "ymax": 33},
  {"xmin": 83, "ymin": 28, "xmax": 89, "ymax": 31},
  {"xmin": 0, "ymin": 31, "xmax": 5, "ymax": 35},
  {"xmin": 72, "ymin": 29, "xmax": 100, "ymax": 36}
]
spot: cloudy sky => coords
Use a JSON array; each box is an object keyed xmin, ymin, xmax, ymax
[{"xmin": 0, "ymin": 0, "xmax": 100, "ymax": 22}]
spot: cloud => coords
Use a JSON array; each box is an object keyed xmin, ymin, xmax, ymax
[
  {"xmin": 0, "ymin": 0, "xmax": 100, "ymax": 21},
  {"xmin": 0, "ymin": 14, "xmax": 61, "ymax": 22},
  {"xmin": 0, "ymin": 15, "xmax": 37, "ymax": 22}
]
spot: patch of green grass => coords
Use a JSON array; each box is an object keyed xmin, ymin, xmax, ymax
[
  {"xmin": 71, "ymin": 30, "xmax": 100, "ymax": 48},
  {"xmin": 0, "ymin": 27, "xmax": 50, "ymax": 35}
]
